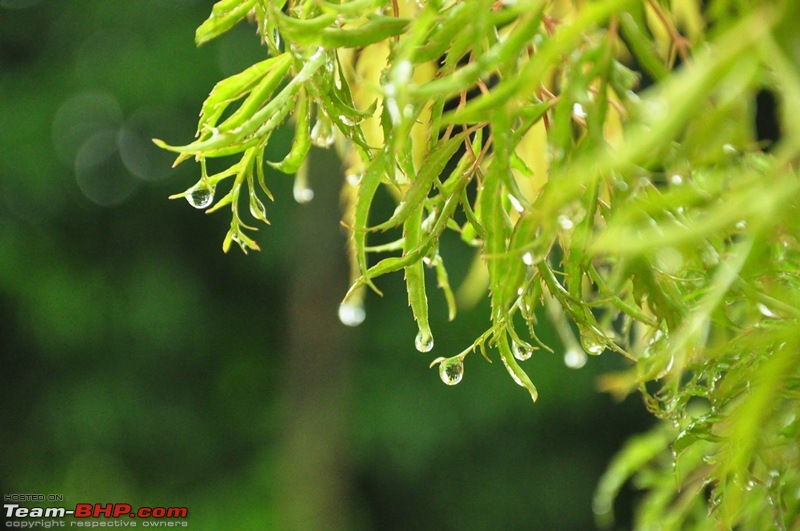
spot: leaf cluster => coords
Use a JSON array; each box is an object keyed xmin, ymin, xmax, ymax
[{"xmin": 156, "ymin": 0, "xmax": 800, "ymax": 527}]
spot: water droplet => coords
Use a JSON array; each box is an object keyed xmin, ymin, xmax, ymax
[
  {"xmin": 394, "ymin": 60, "xmax": 413, "ymax": 83},
  {"xmin": 656, "ymin": 355, "xmax": 675, "ymax": 378},
  {"xmin": 669, "ymin": 174, "xmax": 684, "ymax": 185},
  {"xmin": 722, "ymin": 143, "xmax": 737, "ymax": 156},
  {"xmin": 383, "ymin": 86, "xmax": 401, "ymax": 125},
  {"xmin": 439, "ymin": 358, "xmax": 464, "ymax": 385},
  {"xmin": 572, "ymin": 102, "xmax": 587, "ymax": 120},
  {"xmin": 293, "ymin": 166, "xmax": 313, "ymax": 204},
  {"xmin": 338, "ymin": 301, "xmax": 365, "ymax": 327},
  {"xmin": 311, "ymin": 115, "xmax": 334, "ymax": 147},
  {"xmin": 415, "ymin": 329, "xmax": 434, "ymax": 353},
  {"xmin": 338, "ymin": 115, "xmax": 355, "ymax": 127},
  {"xmin": 249, "ymin": 195, "xmax": 267, "ymax": 221},
  {"xmin": 522, "ymin": 252, "xmax": 534, "ymax": 266},
  {"xmin": 735, "ymin": 219, "xmax": 747, "ymax": 231},
  {"xmin": 346, "ymin": 171, "xmax": 363, "ymax": 186},
  {"xmin": 564, "ymin": 348, "xmax": 587, "ymax": 369},
  {"xmin": 579, "ymin": 331, "xmax": 605, "ymax": 355},
  {"xmin": 557, "ymin": 214, "xmax": 574, "ymax": 230},
  {"xmin": 293, "ymin": 186, "xmax": 314, "ymax": 204},
  {"xmin": 506, "ymin": 193, "xmax": 524, "ymax": 213},
  {"xmin": 272, "ymin": 27, "xmax": 281, "ymax": 49},
  {"xmin": 186, "ymin": 182, "xmax": 214, "ymax": 209},
  {"xmin": 757, "ymin": 303, "xmax": 777, "ymax": 318},
  {"xmin": 513, "ymin": 342, "xmax": 533, "ymax": 361}
]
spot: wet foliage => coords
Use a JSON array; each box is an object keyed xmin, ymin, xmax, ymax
[{"xmin": 160, "ymin": 0, "xmax": 800, "ymax": 527}]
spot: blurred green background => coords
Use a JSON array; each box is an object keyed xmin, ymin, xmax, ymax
[{"xmin": 0, "ymin": 1, "xmax": 652, "ymax": 528}]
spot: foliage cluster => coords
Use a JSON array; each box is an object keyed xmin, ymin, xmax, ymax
[{"xmin": 156, "ymin": 0, "xmax": 800, "ymax": 527}]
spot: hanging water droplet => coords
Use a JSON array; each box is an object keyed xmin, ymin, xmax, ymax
[
  {"xmin": 415, "ymin": 329, "xmax": 434, "ymax": 353},
  {"xmin": 310, "ymin": 115, "xmax": 334, "ymax": 147},
  {"xmin": 249, "ymin": 195, "xmax": 267, "ymax": 221},
  {"xmin": 579, "ymin": 331, "xmax": 605, "ymax": 355},
  {"xmin": 338, "ymin": 301, "xmax": 366, "ymax": 327},
  {"xmin": 186, "ymin": 182, "xmax": 214, "ymax": 209},
  {"xmin": 513, "ymin": 342, "xmax": 533, "ymax": 361},
  {"xmin": 669, "ymin": 174, "xmax": 684, "ymax": 185},
  {"xmin": 338, "ymin": 115, "xmax": 355, "ymax": 127},
  {"xmin": 293, "ymin": 186, "xmax": 314, "ymax": 204},
  {"xmin": 563, "ymin": 348, "xmax": 587, "ymax": 369},
  {"xmin": 293, "ymin": 167, "xmax": 314, "ymax": 204},
  {"xmin": 439, "ymin": 358, "xmax": 464, "ymax": 385}
]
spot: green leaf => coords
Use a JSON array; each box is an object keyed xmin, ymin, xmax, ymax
[{"xmin": 195, "ymin": 0, "xmax": 259, "ymax": 46}]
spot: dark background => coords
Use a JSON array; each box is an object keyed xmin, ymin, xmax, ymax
[{"xmin": 0, "ymin": 1, "xmax": 651, "ymax": 528}]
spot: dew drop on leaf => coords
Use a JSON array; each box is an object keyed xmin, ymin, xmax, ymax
[
  {"xmin": 580, "ymin": 330, "xmax": 605, "ymax": 355},
  {"xmin": 249, "ymin": 195, "xmax": 267, "ymax": 221},
  {"xmin": 415, "ymin": 329, "xmax": 434, "ymax": 353},
  {"xmin": 507, "ymin": 193, "xmax": 524, "ymax": 213},
  {"xmin": 439, "ymin": 358, "xmax": 464, "ymax": 386},
  {"xmin": 186, "ymin": 182, "xmax": 214, "ymax": 209},
  {"xmin": 311, "ymin": 115, "xmax": 334, "ymax": 147}
]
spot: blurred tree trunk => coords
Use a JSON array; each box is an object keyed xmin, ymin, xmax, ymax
[{"xmin": 275, "ymin": 151, "xmax": 355, "ymax": 530}]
